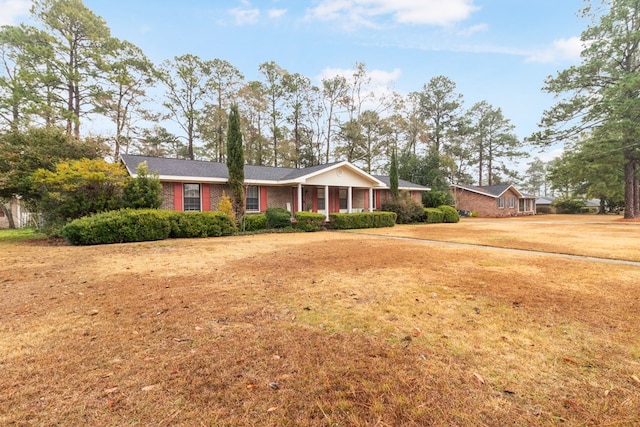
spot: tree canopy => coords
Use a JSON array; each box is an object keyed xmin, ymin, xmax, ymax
[{"xmin": 533, "ymin": 0, "xmax": 640, "ymax": 218}]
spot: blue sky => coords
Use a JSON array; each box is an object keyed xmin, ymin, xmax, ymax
[{"xmin": 3, "ymin": 0, "xmax": 588, "ymax": 164}]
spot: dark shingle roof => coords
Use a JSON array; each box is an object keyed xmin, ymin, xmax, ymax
[
  {"xmin": 451, "ymin": 183, "xmax": 532, "ymax": 198},
  {"xmin": 121, "ymin": 154, "xmax": 428, "ymax": 190},
  {"xmin": 372, "ymin": 175, "xmax": 430, "ymax": 191},
  {"xmin": 480, "ymin": 185, "xmax": 512, "ymax": 197}
]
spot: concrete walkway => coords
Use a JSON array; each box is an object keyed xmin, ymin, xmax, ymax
[{"xmin": 351, "ymin": 232, "xmax": 640, "ymax": 268}]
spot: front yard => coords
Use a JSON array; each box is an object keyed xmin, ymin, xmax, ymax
[{"xmin": 1, "ymin": 215, "xmax": 639, "ymax": 426}]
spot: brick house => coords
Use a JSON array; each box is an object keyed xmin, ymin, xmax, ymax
[
  {"xmin": 451, "ymin": 183, "xmax": 536, "ymax": 217},
  {"xmin": 121, "ymin": 155, "xmax": 429, "ymax": 221}
]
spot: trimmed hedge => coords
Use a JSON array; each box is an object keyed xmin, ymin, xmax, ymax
[
  {"xmin": 62, "ymin": 209, "xmax": 171, "ymax": 245},
  {"xmin": 62, "ymin": 209, "xmax": 236, "ymax": 245},
  {"xmin": 265, "ymin": 207, "xmax": 292, "ymax": 228},
  {"xmin": 162, "ymin": 211, "xmax": 237, "ymax": 238},
  {"xmin": 437, "ymin": 205, "xmax": 460, "ymax": 223},
  {"xmin": 329, "ymin": 212, "xmax": 397, "ymax": 229},
  {"xmin": 242, "ymin": 213, "xmax": 267, "ymax": 231},
  {"xmin": 294, "ymin": 212, "xmax": 326, "ymax": 232},
  {"xmin": 424, "ymin": 208, "xmax": 445, "ymax": 223}
]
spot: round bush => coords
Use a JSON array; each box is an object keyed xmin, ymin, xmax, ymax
[
  {"xmin": 265, "ymin": 207, "xmax": 292, "ymax": 228},
  {"xmin": 437, "ymin": 205, "xmax": 460, "ymax": 223}
]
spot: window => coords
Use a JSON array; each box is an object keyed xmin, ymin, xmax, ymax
[
  {"xmin": 339, "ymin": 189, "xmax": 347, "ymax": 210},
  {"xmin": 317, "ymin": 188, "xmax": 325, "ymax": 210},
  {"xmin": 519, "ymin": 199, "xmax": 525, "ymax": 211},
  {"xmin": 497, "ymin": 197, "xmax": 505, "ymax": 209},
  {"xmin": 183, "ymin": 183, "xmax": 201, "ymax": 211},
  {"xmin": 508, "ymin": 197, "xmax": 515, "ymax": 208},
  {"xmin": 246, "ymin": 186, "xmax": 259, "ymax": 211}
]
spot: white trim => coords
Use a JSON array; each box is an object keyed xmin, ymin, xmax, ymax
[
  {"xmin": 325, "ymin": 185, "xmax": 330, "ymax": 222},
  {"xmin": 369, "ymin": 188, "xmax": 374, "ymax": 212}
]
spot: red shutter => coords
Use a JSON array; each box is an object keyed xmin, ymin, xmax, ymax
[
  {"xmin": 260, "ymin": 187, "xmax": 268, "ymax": 212},
  {"xmin": 173, "ymin": 183, "xmax": 183, "ymax": 211},
  {"xmin": 312, "ymin": 187, "xmax": 318, "ymax": 212},
  {"xmin": 201, "ymin": 184, "xmax": 210, "ymax": 211}
]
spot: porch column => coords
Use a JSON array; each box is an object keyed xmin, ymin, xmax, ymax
[
  {"xmin": 347, "ymin": 186, "xmax": 353, "ymax": 213},
  {"xmin": 325, "ymin": 185, "xmax": 330, "ymax": 221},
  {"xmin": 297, "ymin": 184, "xmax": 303, "ymax": 212},
  {"xmin": 369, "ymin": 188, "xmax": 374, "ymax": 212}
]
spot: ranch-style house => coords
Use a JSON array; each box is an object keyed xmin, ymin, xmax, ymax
[
  {"xmin": 121, "ymin": 155, "xmax": 429, "ymax": 221},
  {"xmin": 451, "ymin": 183, "xmax": 536, "ymax": 217}
]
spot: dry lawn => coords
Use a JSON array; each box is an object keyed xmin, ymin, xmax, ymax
[
  {"xmin": 356, "ymin": 214, "xmax": 640, "ymax": 262},
  {"xmin": 1, "ymin": 215, "xmax": 640, "ymax": 426}
]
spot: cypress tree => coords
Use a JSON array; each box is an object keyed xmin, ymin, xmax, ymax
[
  {"xmin": 226, "ymin": 104, "xmax": 245, "ymax": 218},
  {"xmin": 390, "ymin": 147, "xmax": 399, "ymax": 201}
]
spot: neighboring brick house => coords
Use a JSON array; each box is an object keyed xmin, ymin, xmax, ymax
[
  {"xmin": 121, "ymin": 155, "xmax": 429, "ymax": 221},
  {"xmin": 451, "ymin": 183, "xmax": 536, "ymax": 217}
]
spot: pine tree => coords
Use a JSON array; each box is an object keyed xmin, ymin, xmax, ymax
[{"xmin": 226, "ymin": 103, "xmax": 245, "ymax": 218}]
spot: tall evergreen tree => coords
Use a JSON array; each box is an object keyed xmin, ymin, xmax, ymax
[
  {"xmin": 389, "ymin": 147, "xmax": 399, "ymax": 200},
  {"xmin": 226, "ymin": 103, "xmax": 245, "ymax": 218},
  {"xmin": 533, "ymin": 0, "xmax": 640, "ymax": 218}
]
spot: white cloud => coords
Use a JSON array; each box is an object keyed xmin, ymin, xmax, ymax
[
  {"xmin": 457, "ymin": 23, "xmax": 488, "ymax": 37},
  {"xmin": 268, "ymin": 8, "xmax": 287, "ymax": 19},
  {"xmin": 306, "ymin": 0, "xmax": 478, "ymax": 28},
  {"xmin": 229, "ymin": 7, "xmax": 260, "ymax": 25},
  {"xmin": 526, "ymin": 36, "xmax": 584, "ymax": 63},
  {"xmin": 536, "ymin": 146, "xmax": 564, "ymax": 163},
  {"xmin": 0, "ymin": 0, "xmax": 30, "ymax": 26}
]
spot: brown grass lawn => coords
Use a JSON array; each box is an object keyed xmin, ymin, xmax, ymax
[{"xmin": 1, "ymin": 214, "xmax": 640, "ymax": 426}]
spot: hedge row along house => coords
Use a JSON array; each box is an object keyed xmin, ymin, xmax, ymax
[
  {"xmin": 450, "ymin": 183, "xmax": 536, "ymax": 217},
  {"xmin": 121, "ymin": 155, "xmax": 429, "ymax": 221}
]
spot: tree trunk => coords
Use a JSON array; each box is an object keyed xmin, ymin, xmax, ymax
[
  {"xmin": 1, "ymin": 201, "xmax": 16, "ymax": 229},
  {"xmin": 623, "ymin": 158, "xmax": 636, "ymax": 218}
]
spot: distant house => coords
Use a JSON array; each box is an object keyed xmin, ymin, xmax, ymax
[
  {"xmin": 121, "ymin": 155, "xmax": 429, "ymax": 221},
  {"xmin": 451, "ymin": 183, "xmax": 536, "ymax": 217},
  {"xmin": 536, "ymin": 196, "xmax": 556, "ymax": 213}
]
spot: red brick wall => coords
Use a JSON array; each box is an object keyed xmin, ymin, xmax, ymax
[
  {"xmin": 454, "ymin": 188, "xmax": 521, "ymax": 217},
  {"xmin": 160, "ymin": 183, "xmax": 174, "ymax": 210}
]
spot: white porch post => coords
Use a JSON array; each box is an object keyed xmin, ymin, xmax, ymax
[
  {"xmin": 297, "ymin": 184, "xmax": 303, "ymax": 212},
  {"xmin": 325, "ymin": 185, "xmax": 330, "ymax": 221},
  {"xmin": 369, "ymin": 188, "xmax": 374, "ymax": 212},
  {"xmin": 347, "ymin": 186, "xmax": 353, "ymax": 213}
]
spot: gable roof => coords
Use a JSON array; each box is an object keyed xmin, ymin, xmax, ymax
[
  {"xmin": 121, "ymin": 155, "xmax": 428, "ymax": 190},
  {"xmin": 451, "ymin": 183, "xmax": 528, "ymax": 198},
  {"xmin": 373, "ymin": 175, "xmax": 430, "ymax": 192}
]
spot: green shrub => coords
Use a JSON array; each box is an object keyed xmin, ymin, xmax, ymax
[
  {"xmin": 536, "ymin": 206, "xmax": 551, "ymax": 214},
  {"xmin": 62, "ymin": 209, "xmax": 171, "ymax": 245},
  {"xmin": 242, "ymin": 213, "xmax": 267, "ymax": 231},
  {"xmin": 552, "ymin": 197, "xmax": 586, "ymax": 214},
  {"xmin": 123, "ymin": 162, "xmax": 162, "ymax": 209},
  {"xmin": 381, "ymin": 192, "xmax": 425, "ymax": 224},
  {"xmin": 265, "ymin": 207, "xmax": 292, "ymax": 228},
  {"xmin": 62, "ymin": 209, "xmax": 236, "ymax": 245},
  {"xmin": 437, "ymin": 205, "xmax": 460, "ymax": 223},
  {"xmin": 424, "ymin": 208, "xmax": 444, "ymax": 223},
  {"xmin": 329, "ymin": 212, "xmax": 396, "ymax": 229},
  {"xmin": 423, "ymin": 190, "xmax": 454, "ymax": 208},
  {"xmin": 163, "ymin": 211, "xmax": 236, "ymax": 238},
  {"xmin": 294, "ymin": 212, "xmax": 326, "ymax": 232}
]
